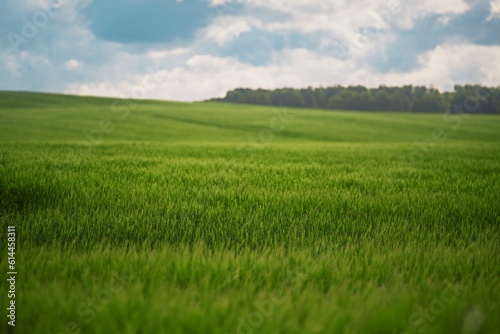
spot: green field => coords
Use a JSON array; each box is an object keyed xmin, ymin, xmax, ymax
[{"xmin": 0, "ymin": 91, "xmax": 499, "ymax": 334}]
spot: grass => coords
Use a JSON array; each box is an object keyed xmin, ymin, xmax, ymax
[{"xmin": 0, "ymin": 91, "xmax": 499, "ymax": 334}]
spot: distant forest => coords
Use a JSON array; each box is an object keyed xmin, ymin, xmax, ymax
[{"xmin": 210, "ymin": 85, "xmax": 500, "ymax": 113}]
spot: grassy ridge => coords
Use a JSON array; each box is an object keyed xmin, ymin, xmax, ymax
[
  {"xmin": 0, "ymin": 91, "xmax": 499, "ymax": 333},
  {"xmin": 1, "ymin": 91, "xmax": 499, "ymax": 144}
]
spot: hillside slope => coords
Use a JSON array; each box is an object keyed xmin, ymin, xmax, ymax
[{"xmin": 1, "ymin": 91, "xmax": 499, "ymax": 145}]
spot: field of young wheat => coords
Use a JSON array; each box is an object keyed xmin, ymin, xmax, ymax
[{"xmin": 0, "ymin": 92, "xmax": 499, "ymax": 334}]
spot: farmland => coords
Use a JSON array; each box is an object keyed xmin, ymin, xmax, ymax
[{"xmin": 0, "ymin": 91, "xmax": 499, "ymax": 334}]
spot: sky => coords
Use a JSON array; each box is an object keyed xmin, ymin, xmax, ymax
[{"xmin": 1, "ymin": 0, "xmax": 500, "ymax": 101}]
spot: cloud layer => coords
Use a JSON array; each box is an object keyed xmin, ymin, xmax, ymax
[{"xmin": 1, "ymin": 0, "xmax": 499, "ymax": 101}]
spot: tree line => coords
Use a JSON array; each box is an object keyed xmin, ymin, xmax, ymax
[{"xmin": 209, "ymin": 85, "xmax": 500, "ymax": 113}]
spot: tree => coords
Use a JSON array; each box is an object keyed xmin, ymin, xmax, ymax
[
  {"xmin": 450, "ymin": 85, "xmax": 497, "ymax": 114},
  {"xmin": 412, "ymin": 89, "xmax": 446, "ymax": 112},
  {"xmin": 217, "ymin": 85, "xmax": 500, "ymax": 114},
  {"xmin": 270, "ymin": 89, "xmax": 305, "ymax": 107}
]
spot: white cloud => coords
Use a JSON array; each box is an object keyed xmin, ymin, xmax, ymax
[
  {"xmin": 201, "ymin": 16, "xmax": 259, "ymax": 46},
  {"xmin": 64, "ymin": 59, "xmax": 81, "ymax": 70},
  {"xmin": 3, "ymin": 0, "xmax": 496, "ymax": 102},
  {"xmin": 147, "ymin": 48, "xmax": 191, "ymax": 60},
  {"xmin": 487, "ymin": 0, "xmax": 500, "ymax": 20},
  {"xmin": 380, "ymin": 44, "xmax": 500, "ymax": 89},
  {"xmin": 239, "ymin": 0, "xmax": 469, "ymax": 32},
  {"xmin": 214, "ymin": 0, "xmax": 471, "ymax": 58},
  {"xmin": 210, "ymin": 0, "xmax": 235, "ymax": 6},
  {"xmin": 394, "ymin": 0, "xmax": 469, "ymax": 28},
  {"xmin": 64, "ymin": 43, "xmax": 500, "ymax": 102}
]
